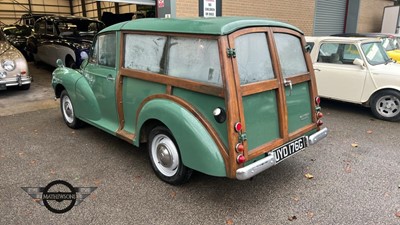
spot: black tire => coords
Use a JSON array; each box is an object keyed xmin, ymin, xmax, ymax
[
  {"xmin": 148, "ymin": 126, "xmax": 192, "ymax": 185},
  {"xmin": 370, "ymin": 90, "xmax": 400, "ymax": 122},
  {"xmin": 19, "ymin": 83, "xmax": 30, "ymax": 90},
  {"xmin": 60, "ymin": 90, "xmax": 82, "ymax": 128},
  {"xmin": 66, "ymin": 57, "xmax": 76, "ymax": 69}
]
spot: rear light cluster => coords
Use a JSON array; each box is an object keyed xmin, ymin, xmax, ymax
[
  {"xmin": 234, "ymin": 122, "xmax": 245, "ymax": 164},
  {"xmin": 315, "ymin": 97, "xmax": 324, "ymax": 126}
]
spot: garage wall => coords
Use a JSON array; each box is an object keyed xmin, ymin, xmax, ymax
[
  {"xmin": 0, "ymin": 0, "xmax": 70, "ymax": 25},
  {"xmin": 357, "ymin": 0, "xmax": 393, "ymax": 33},
  {"xmin": 72, "ymin": 0, "xmax": 137, "ymax": 19},
  {"xmin": 176, "ymin": 0, "xmax": 316, "ymax": 35}
]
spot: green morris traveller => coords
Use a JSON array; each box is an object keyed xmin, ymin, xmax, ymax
[{"xmin": 52, "ymin": 17, "xmax": 328, "ymax": 185}]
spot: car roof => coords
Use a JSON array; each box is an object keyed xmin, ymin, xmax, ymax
[
  {"xmin": 332, "ymin": 33, "xmax": 394, "ymax": 38},
  {"xmin": 305, "ymin": 36, "xmax": 380, "ymax": 44},
  {"xmin": 100, "ymin": 17, "xmax": 303, "ymax": 35}
]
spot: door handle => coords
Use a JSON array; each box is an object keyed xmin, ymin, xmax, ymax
[
  {"xmin": 106, "ymin": 75, "xmax": 115, "ymax": 81},
  {"xmin": 283, "ymin": 78, "xmax": 292, "ymax": 96}
]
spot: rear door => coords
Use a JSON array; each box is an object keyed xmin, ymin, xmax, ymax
[{"xmin": 227, "ymin": 28, "xmax": 318, "ymax": 162}]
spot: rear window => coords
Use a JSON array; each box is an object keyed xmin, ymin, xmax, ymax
[
  {"xmin": 274, "ymin": 33, "xmax": 308, "ymax": 77},
  {"xmin": 235, "ymin": 33, "xmax": 274, "ymax": 84}
]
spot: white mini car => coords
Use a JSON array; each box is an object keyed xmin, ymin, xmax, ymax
[{"xmin": 306, "ymin": 36, "xmax": 400, "ymax": 122}]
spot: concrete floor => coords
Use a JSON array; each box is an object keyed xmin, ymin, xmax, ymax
[{"xmin": 0, "ymin": 62, "xmax": 58, "ymax": 117}]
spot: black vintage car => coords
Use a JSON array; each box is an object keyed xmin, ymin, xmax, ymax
[
  {"xmin": 26, "ymin": 15, "xmax": 105, "ymax": 68},
  {"xmin": 0, "ymin": 25, "xmax": 33, "ymax": 59}
]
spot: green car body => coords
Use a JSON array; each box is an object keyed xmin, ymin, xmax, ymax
[{"xmin": 52, "ymin": 17, "xmax": 328, "ymax": 184}]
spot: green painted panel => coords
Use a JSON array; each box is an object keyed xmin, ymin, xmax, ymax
[
  {"xmin": 243, "ymin": 91, "xmax": 280, "ymax": 151},
  {"xmin": 286, "ymin": 82, "xmax": 313, "ymax": 133},
  {"xmin": 122, "ymin": 78, "xmax": 166, "ymax": 134},
  {"xmin": 173, "ymin": 88, "xmax": 228, "ymax": 148},
  {"xmin": 136, "ymin": 99, "xmax": 226, "ymax": 176}
]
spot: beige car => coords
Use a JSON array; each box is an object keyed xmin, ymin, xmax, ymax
[
  {"xmin": 0, "ymin": 31, "xmax": 31, "ymax": 90},
  {"xmin": 306, "ymin": 36, "xmax": 400, "ymax": 122}
]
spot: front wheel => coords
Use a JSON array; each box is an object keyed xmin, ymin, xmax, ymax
[
  {"xmin": 148, "ymin": 126, "xmax": 192, "ymax": 185},
  {"xmin": 60, "ymin": 90, "xmax": 82, "ymax": 128},
  {"xmin": 370, "ymin": 90, "xmax": 400, "ymax": 122}
]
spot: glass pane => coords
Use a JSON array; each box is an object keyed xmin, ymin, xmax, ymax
[
  {"xmin": 124, "ymin": 34, "xmax": 166, "ymax": 73},
  {"xmin": 343, "ymin": 44, "xmax": 360, "ymax": 61},
  {"xmin": 318, "ymin": 43, "xmax": 339, "ymax": 63},
  {"xmin": 97, "ymin": 33, "xmax": 116, "ymax": 67},
  {"xmin": 168, "ymin": 37, "xmax": 222, "ymax": 86},
  {"xmin": 235, "ymin": 33, "xmax": 274, "ymax": 84},
  {"xmin": 362, "ymin": 42, "xmax": 389, "ymax": 65},
  {"xmin": 274, "ymin": 33, "xmax": 307, "ymax": 77}
]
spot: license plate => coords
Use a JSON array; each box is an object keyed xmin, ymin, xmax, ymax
[
  {"xmin": 273, "ymin": 137, "xmax": 306, "ymax": 163},
  {"xmin": 0, "ymin": 84, "xmax": 6, "ymax": 90}
]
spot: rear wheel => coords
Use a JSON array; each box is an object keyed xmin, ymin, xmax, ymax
[
  {"xmin": 60, "ymin": 90, "xmax": 82, "ymax": 128},
  {"xmin": 148, "ymin": 126, "xmax": 192, "ymax": 185},
  {"xmin": 371, "ymin": 90, "xmax": 400, "ymax": 122}
]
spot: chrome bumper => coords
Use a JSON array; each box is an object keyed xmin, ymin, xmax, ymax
[{"xmin": 236, "ymin": 127, "xmax": 328, "ymax": 180}]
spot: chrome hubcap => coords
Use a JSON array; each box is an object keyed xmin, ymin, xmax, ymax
[
  {"xmin": 62, "ymin": 96, "xmax": 74, "ymax": 123},
  {"xmin": 151, "ymin": 134, "xmax": 179, "ymax": 177},
  {"xmin": 376, "ymin": 95, "xmax": 400, "ymax": 118}
]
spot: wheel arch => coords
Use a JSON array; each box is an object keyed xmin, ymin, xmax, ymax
[
  {"xmin": 364, "ymin": 87, "xmax": 400, "ymax": 107},
  {"xmin": 136, "ymin": 99, "xmax": 227, "ymax": 177}
]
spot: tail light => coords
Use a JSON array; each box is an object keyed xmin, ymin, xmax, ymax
[
  {"xmin": 317, "ymin": 120, "xmax": 324, "ymax": 126},
  {"xmin": 315, "ymin": 96, "xmax": 321, "ymax": 105},
  {"xmin": 237, "ymin": 154, "xmax": 245, "ymax": 164},
  {"xmin": 21, "ymin": 70, "xmax": 26, "ymax": 75},
  {"xmin": 234, "ymin": 122, "xmax": 242, "ymax": 132},
  {"xmin": 316, "ymin": 112, "xmax": 323, "ymax": 119},
  {"xmin": 235, "ymin": 143, "xmax": 244, "ymax": 152}
]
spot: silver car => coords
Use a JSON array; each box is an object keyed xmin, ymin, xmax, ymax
[{"xmin": 0, "ymin": 31, "xmax": 31, "ymax": 90}]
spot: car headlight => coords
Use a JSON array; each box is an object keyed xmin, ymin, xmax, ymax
[
  {"xmin": 80, "ymin": 51, "xmax": 89, "ymax": 60},
  {"xmin": 1, "ymin": 60, "xmax": 16, "ymax": 71}
]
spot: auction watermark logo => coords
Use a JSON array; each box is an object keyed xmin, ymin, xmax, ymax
[{"xmin": 21, "ymin": 180, "xmax": 97, "ymax": 214}]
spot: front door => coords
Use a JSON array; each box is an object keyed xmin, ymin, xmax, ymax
[
  {"xmin": 313, "ymin": 42, "xmax": 367, "ymax": 103},
  {"xmin": 83, "ymin": 32, "xmax": 119, "ymax": 132}
]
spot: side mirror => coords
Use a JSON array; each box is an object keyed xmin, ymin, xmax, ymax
[
  {"xmin": 353, "ymin": 58, "xmax": 365, "ymax": 68},
  {"xmin": 56, "ymin": 59, "xmax": 64, "ymax": 68}
]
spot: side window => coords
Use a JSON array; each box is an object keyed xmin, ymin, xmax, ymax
[
  {"xmin": 96, "ymin": 33, "xmax": 116, "ymax": 67},
  {"xmin": 167, "ymin": 37, "xmax": 222, "ymax": 85},
  {"xmin": 342, "ymin": 44, "xmax": 361, "ymax": 62},
  {"xmin": 46, "ymin": 21, "xmax": 54, "ymax": 35},
  {"xmin": 36, "ymin": 21, "xmax": 46, "ymax": 34},
  {"xmin": 124, "ymin": 34, "xmax": 166, "ymax": 73},
  {"xmin": 318, "ymin": 43, "xmax": 341, "ymax": 63},
  {"xmin": 235, "ymin": 33, "xmax": 274, "ymax": 84},
  {"xmin": 274, "ymin": 33, "xmax": 308, "ymax": 77}
]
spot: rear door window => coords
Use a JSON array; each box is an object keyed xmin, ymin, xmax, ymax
[
  {"xmin": 235, "ymin": 33, "xmax": 274, "ymax": 84},
  {"xmin": 274, "ymin": 33, "xmax": 308, "ymax": 77}
]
